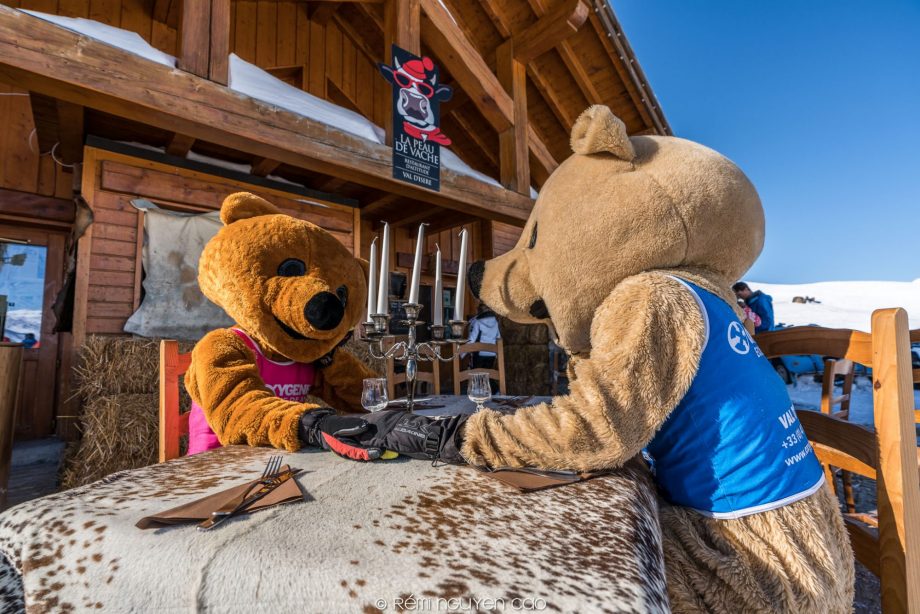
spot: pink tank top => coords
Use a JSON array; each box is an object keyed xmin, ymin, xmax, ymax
[{"xmin": 187, "ymin": 328, "xmax": 316, "ymax": 455}]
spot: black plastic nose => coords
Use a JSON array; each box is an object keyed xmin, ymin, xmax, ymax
[
  {"xmin": 305, "ymin": 291, "xmax": 345, "ymax": 331},
  {"xmin": 529, "ymin": 299, "xmax": 549, "ymax": 319},
  {"xmin": 468, "ymin": 260, "xmax": 485, "ymax": 298}
]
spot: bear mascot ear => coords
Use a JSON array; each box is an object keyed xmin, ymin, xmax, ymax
[
  {"xmin": 570, "ymin": 105, "xmax": 636, "ymax": 161},
  {"xmin": 220, "ymin": 192, "xmax": 282, "ymax": 225}
]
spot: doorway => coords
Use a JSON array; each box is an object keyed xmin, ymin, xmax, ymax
[{"xmin": 0, "ymin": 225, "xmax": 65, "ymax": 439}]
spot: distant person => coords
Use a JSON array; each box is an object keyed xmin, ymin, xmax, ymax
[
  {"xmin": 21, "ymin": 333, "xmax": 38, "ymax": 349},
  {"xmin": 732, "ymin": 282, "xmax": 774, "ymax": 333},
  {"xmin": 466, "ymin": 304, "xmax": 500, "ymax": 370}
]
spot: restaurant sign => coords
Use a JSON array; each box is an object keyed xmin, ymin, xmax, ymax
[{"xmin": 378, "ymin": 45, "xmax": 453, "ymax": 191}]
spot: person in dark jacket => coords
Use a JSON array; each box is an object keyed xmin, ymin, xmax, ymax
[{"xmin": 732, "ymin": 282, "xmax": 774, "ymax": 333}]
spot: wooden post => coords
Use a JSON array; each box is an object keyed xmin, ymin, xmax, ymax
[
  {"xmin": 871, "ymin": 308, "xmax": 920, "ymax": 613},
  {"xmin": 209, "ymin": 0, "xmax": 231, "ymax": 85},
  {"xmin": 496, "ymin": 40, "xmax": 529, "ymax": 194},
  {"xmin": 384, "ymin": 0, "xmax": 421, "ymax": 146},
  {"xmin": 0, "ymin": 343, "xmax": 23, "ymax": 509},
  {"xmin": 178, "ymin": 0, "xmax": 212, "ymax": 78}
]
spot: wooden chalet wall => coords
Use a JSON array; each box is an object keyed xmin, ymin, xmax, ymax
[{"xmin": 74, "ymin": 146, "xmax": 358, "ymax": 344}]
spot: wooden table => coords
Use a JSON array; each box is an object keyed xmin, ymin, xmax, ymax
[{"xmin": 0, "ymin": 397, "xmax": 668, "ymax": 613}]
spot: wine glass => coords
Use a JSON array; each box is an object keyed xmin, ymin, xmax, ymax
[
  {"xmin": 467, "ymin": 372, "xmax": 492, "ymax": 413},
  {"xmin": 361, "ymin": 378, "xmax": 389, "ymax": 412}
]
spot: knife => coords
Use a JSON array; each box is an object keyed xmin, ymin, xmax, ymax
[{"xmin": 197, "ymin": 468, "xmax": 298, "ymax": 531}]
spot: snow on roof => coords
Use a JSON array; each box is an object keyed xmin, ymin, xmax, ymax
[
  {"xmin": 19, "ymin": 9, "xmax": 515, "ymax": 193},
  {"xmin": 21, "ymin": 9, "xmax": 176, "ymax": 68},
  {"xmin": 748, "ymin": 280, "xmax": 920, "ymax": 331},
  {"xmin": 228, "ymin": 54, "xmax": 504, "ymax": 189},
  {"xmin": 229, "ymin": 54, "xmax": 384, "ymax": 145}
]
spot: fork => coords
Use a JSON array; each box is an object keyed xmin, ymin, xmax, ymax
[{"xmin": 209, "ymin": 455, "xmax": 282, "ymax": 521}]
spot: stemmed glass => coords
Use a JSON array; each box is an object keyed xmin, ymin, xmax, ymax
[
  {"xmin": 467, "ymin": 372, "xmax": 492, "ymax": 413},
  {"xmin": 361, "ymin": 378, "xmax": 389, "ymax": 412}
]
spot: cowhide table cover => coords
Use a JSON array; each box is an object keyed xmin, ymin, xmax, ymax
[{"xmin": 0, "ymin": 403, "xmax": 668, "ymax": 613}]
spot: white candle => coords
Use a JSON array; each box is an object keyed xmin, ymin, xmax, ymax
[
  {"xmin": 433, "ymin": 245, "xmax": 443, "ymax": 326},
  {"xmin": 366, "ymin": 237, "xmax": 378, "ymax": 321},
  {"xmin": 376, "ymin": 222, "xmax": 390, "ymax": 316},
  {"xmin": 454, "ymin": 227, "xmax": 469, "ymax": 320},
  {"xmin": 408, "ymin": 223, "xmax": 427, "ymax": 305}
]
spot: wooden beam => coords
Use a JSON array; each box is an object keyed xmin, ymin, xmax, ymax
[
  {"xmin": 28, "ymin": 92, "xmax": 58, "ymax": 154},
  {"xmin": 384, "ymin": 0, "xmax": 421, "ymax": 145},
  {"xmin": 362, "ymin": 193, "xmax": 399, "ymax": 215},
  {"xmin": 0, "ymin": 187, "xmax": 74, "ymax": 224},
  {"xmin": 308, "ymin": 2, "xmax": 339, "ymax": 25},
  {"xmin": 153, "ymin": 0, "xmax": 172, "ymax": 23},
  {"xmin": 209, "ymin": 0, "xmax": 231, "ymax": 85},
  {"xmin": 510, "ymin": 0, "xmax": 589, "ymax": 62},
  {"xmin": 418, "ymin": 0, "xmax": 556, "ymax": 181},
  {"xmin": 308, "ymin": 17, "xmax": 327, "ymax": 97},
  {"xmin": 166, "ymin": 132, "xmax": 196, "ymax": 158},
  {"xmin": 450, "ymin": 109, "xmax": 498, "ymax": 168},
  {"xmin": 251, "ymin": 157, "xmax": 282, "ymax": 177},
  {"xmin": 390, "ymin": 205, "xmax": 436, "ymax": 228},
  {"xmin": 332, "ymin": 12, "xmax": 382, "ymax": 64},
  {"xmin": 56, "ymin": 100, "xmax": 84, "ymax": 164},
  {"xmin": 0, "ymin": 7, "xmax": 532, "ymax": 223},
  {"xmin": 420, "ymin": 0, "xmax": 511, "ymax": 133},
  {"xmin": 496, "ymin": 40, "xmax": 528, "ymax": 194},
  {"xmin": 178, "ymin": 0, "xmax": 211, "ymax": 78}
]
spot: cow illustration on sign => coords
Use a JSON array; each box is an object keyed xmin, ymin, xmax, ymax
[{"xmin": 379, "ymin": 53, "xmax": 453, "ymax": 145}]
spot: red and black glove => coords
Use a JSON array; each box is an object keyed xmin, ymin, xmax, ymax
[{"xmin": 299, "ymin": 409, "xmax": 468, "ymax": 464}]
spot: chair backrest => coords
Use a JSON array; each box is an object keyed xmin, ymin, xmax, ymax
[
  {"xmin": 452, "ymin": 338, "xmax": 506, "ymax": 395},
  {"xmin": 756, "ymin": 310, "xmax": 920, "ymax": 613},
  {"xmin": 820, "ymin": 358, "xmax": 855, "ymax": 418},
  {"xmin": 384, "ymin": 336, "xmax": 441, "ymax": 398},
  {"xmin": 911, "ymin": 329, "xmax": 919, "ymax": 425},
  {"xmin": 159, "ymin": 340, "xmax": 192, "ymax": 463}
]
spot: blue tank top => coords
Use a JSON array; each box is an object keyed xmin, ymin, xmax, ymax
[{"xmin": 645, "ymin": 278, "xmax": 824, "ymax": 519}]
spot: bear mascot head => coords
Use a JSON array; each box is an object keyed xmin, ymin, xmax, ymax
[
  {"xmin": 472, "ymin": 104, "xmax": 763, "ymax": 354},
  {"xmin": 185, "ymin": 193, "xmax": 377, "ymax": 452},
  {"xmin": 461, "ymin": 106, "xmax": 852, "ymax": 612},
  {"xmin": 198, "ymin": 192, "xmax": 368, "ymax": 363}
]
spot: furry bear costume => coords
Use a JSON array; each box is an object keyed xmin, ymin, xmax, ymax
[
  {"xmin": 185, "ymin": 193, "xmax": 377, "ymax": 451},
  {"xmin": 462, "ymin": 106, "xmax": 854, "ymax": 613}
]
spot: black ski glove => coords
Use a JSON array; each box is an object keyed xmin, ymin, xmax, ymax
[{"xmin": 298, "ymin": 409, "xmax": 468, "ymax": 464}]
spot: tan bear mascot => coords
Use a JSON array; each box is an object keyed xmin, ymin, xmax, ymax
[
  {"xmin": 184, "ymin": 193, "xmax": 378, "ymax": 454},
  {"xmin": 459, "ymin": 106, "xmax": 854, "ymax": 612}
]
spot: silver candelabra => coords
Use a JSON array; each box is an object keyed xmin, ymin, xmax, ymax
[{"xmin": 358, "ymin": 303, "xmax": 467, "ymax": 412}]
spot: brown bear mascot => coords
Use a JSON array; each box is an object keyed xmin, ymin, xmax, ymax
[{"xmin": 185, "ymin": 193, "xmax": 382, "ymax": 456}]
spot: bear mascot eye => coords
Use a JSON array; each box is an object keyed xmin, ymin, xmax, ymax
[{"xmin": 277, "ymin": 258, "xmax": 307, "ymax": 277}]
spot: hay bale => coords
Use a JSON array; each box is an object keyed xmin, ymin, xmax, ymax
[
  {"xmin": 73, "ymin": 335, "xmax": 195, "ymax": 398},
  {"xmin": 60, "ymin": 393, "xmax": 159, "ymax": 489}
]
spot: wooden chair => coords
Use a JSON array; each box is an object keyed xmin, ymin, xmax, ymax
[
  {"xmin": 158, "ymin": 340, "xmax": 192, "ymax": 462},
  {"xmin": 452, "ymin": 338, "xmax": 506, "ymax": 395},
  {"xmin": 819, "ymin": 357, "xmax": 858, "ymax": 512},
  {"xmin": 756, "ymin": 309, "xmax": 920, "ymax": 613},
  {"xmin": 385, "ymin": 335, "xmax": 441, "ymax": 399}
]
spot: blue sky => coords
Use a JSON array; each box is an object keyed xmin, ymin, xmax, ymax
[{"xmin": 613, "ymin": 1, "xmax": 920, "ymax": 283}]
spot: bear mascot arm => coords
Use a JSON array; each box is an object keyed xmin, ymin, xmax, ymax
[
  {"xmin": 185, "ymin": 192, "xmax": 376, "ymax": 452},
  {"xmin": 461, "ymin": 271, "xmax": 705, "ymax": 471}
]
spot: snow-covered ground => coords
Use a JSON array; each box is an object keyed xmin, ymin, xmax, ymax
[
  {"xmin": 750, "ymin": 280, "xmax": 920, "ymax": 331},
  {"xmin": 3, "ymin": 309, "xmax": 42, "ymax": 343},
  {"xmin": 754, "ymin": 280, "xmax": 920, "ymax": 440}
]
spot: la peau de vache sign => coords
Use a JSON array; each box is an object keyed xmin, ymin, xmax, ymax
[{"xmin": 378, "ymin": 45, "xmax": 453, "ymax": 191}]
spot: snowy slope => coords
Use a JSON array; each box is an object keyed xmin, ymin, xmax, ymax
[{"xmin": 749, "ymin": 280, "xmax": 920, "ymax": 331}]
